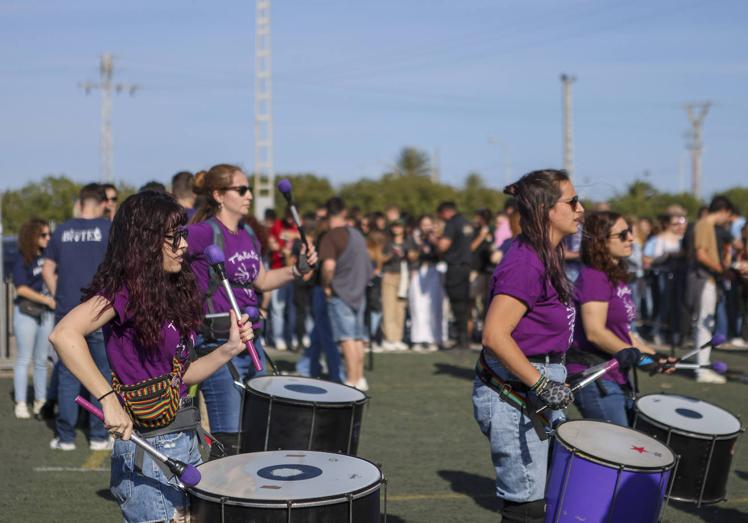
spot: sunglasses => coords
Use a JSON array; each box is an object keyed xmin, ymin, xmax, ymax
[
  {"xmin": 39, "ymin": 232, "xmax": 51, "ymax": 239},
  {"xmin": 609, "ymin": 226, "xmax": 633, "ymax": 241},
  {"xmin": 225, "ymin": 185, "xmax": 252, "ymax": 197},
  {"xmin": 560, "ymin": 195, "xmax": 581, "ymax": 211},
  {"xmin": 164, "ymin": 228, "xmax": 188, "ymax": 252},
  {"xmin": 107, "ymin": 196, "xmax": 118, "ymax": 203}
]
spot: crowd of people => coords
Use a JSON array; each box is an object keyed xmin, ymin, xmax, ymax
[{"xmin": 6, "ymin": 166, "xmax": 748, "ymax": 521}]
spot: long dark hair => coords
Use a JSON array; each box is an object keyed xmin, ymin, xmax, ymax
[
  {"xmin": 503, "ymin": 169, "xmax": 573, "ymax": 303},
  {"xmin": 84, "ymin": 191, "xmax": 203, "ymax": 350},
  {"xmin": 581, "ymin": 211, "xmax": 630, "ymax": 284},
  {"xmin": 191, "ymin": 163, "xmax": 241, "ymax": 224},
  {"xmin": 18, "ymin": 218, "xmax": 49, "ymax": 265}
]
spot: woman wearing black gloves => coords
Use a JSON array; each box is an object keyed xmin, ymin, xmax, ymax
[
  {"xmin": 472, "ymin": 169, "xmax": 584, "ymax": 523},
  {"xmin": 567, "ymin": 211, "xmax": 673, "ymax": 427}
]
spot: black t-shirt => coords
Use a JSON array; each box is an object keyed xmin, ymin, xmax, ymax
[
  {"xmin": 443, "ymin": 214, "xmax": 473, "ymax": 266},
  {"xmin": 471, "ymin": 227, "xmax": 494, "ymax": 273}
]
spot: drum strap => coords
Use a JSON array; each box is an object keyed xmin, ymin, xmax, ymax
[{"xmin": 475, "ymin": 351, "xmax": 551, "ymax": 441}]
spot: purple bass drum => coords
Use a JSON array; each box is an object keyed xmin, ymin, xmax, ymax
[{"xmin": 545, "ymin": 420, "xmax": 675, "ymax": 523}]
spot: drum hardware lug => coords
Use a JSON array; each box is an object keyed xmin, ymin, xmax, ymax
[
  {"xmin": 347, "ymin": 403, "xmax": 356, "ymax": 454},
  {"xmin": 382, "ymin": 476, "xmax": 388, "ymax": 523},
  {"xmin": 233, "ymin": 380, "xmax": 247, "ymax": 390},
  {"xmin": 264, "ymin": 395, "xmax": 274, "ymax": 451},
  {"xmin": 604, "ymin": 465, "xmax": 624, "ymax": 523},
  {"xmin": 286, "ymin": 500, "xmax": 293, "ymax": 523},
  {"xmin": 697, "ymin": 435, "xmax": 718, "ymax": 507},
  {"xmin": 347, "ymin": 492, "xmax": 354, "ymax": 523},
  {"xmin": 663, "ymin": 454, "xmax": 680, "ymax": 518},
  {"xmin": 220, "ymin": 496, "xmax": 227, "ymax": 523},
  {"xmin": 552, "ymin": 448, "xmax": 576, "ymax": 523},
  {"xmin": 308, "ymin": 402, "xmax": 318, "ymax": 450}
]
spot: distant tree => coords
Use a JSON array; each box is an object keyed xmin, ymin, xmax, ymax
[
  {"xmin": 2, "ymin": 176, "xmax": 81, "ymax": 234},
  {"xmin": 722, "ymin": 187, "xmax": 748, "ymax": 216},
  {"xmin": 458, "ymin": 172, "xmax": 505, "ymax": 214},
  {"xmin": 608, "ymin": 180, "xmax": 703, "ymax": 219},
  {"xmin": 393, "ymin": 147, "xmax": 430, "ymax": 177},
  {"xmin": 340, "ymin": 173, "xmax": 459, "ymax": 216}
]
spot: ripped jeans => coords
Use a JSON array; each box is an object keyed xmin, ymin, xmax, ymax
[{"xmin": 110, "ymin": 431, "xmax": 201, "ymax": 523}]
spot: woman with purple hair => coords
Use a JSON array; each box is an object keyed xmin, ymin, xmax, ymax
[{"xmin": 49, "ymin": 191, "xmax": 254, "ymax": 522}]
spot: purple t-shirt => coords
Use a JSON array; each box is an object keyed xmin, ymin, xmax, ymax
[
  {"xmin": 485, "ymin": 238, "xmax": 576, "ymax": 361},
  {"xmin": 103, "ymin": 289, "xmax": 195, "ymax": 397},
  {"xmin": 187, "ymin": 219, "xmax": 262, "ymax": 319},
  {"xmin": 569, "ymin": 266, "xmax": 636, "ymax": 384}
]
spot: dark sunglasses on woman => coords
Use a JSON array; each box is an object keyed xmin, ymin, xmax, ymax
[{"xmin": 226, "ymin": 185, "xmax": 252, "ymax": 197}]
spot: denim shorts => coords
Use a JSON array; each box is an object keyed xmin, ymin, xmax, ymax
[
  {"xmin": 327, "ymin": 296, "xmax": 368, "ymax": 342},
  {"xmin": 574, "ymin": 378, "xmax": 633, "ymax": 427},
  {"xmin": 110, "ymin": 431, "xmax": 201, "ymax": 523},
  {"xmin": 472, "ymin": 361, "xmax": 567, "ymax": 504}
]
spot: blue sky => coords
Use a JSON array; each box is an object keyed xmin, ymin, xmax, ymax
[{"xmin": 1, "ymin": 0, "xmax": 746, "ymax": 201}]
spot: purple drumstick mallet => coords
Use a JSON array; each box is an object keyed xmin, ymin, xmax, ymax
[
  {"xmin": 204, "ymin": 244, "xmax": 225, "ymax": 265},
  {"xmin": 277, "ymin": 178, "xmax": 293, "ymax": 196},
  {"xmin": 712, "ymin": 360, "xmax": 728, "ymax": 374},
  {"xmin": 75, "ymin": 396, "xmax": 201, "ymax": 487},
  {"xmin": 711, "ymin": 334, "xmax": 727, "ymax": 347}
]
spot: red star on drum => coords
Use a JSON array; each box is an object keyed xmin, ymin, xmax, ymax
[{"xmin": 631, "ymin": 445, "xmax": 647, "ymax": 454}]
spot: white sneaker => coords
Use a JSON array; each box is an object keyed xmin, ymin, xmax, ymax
[
  {"xmin": 275, "ymin": 340, "xmax": 288, "ymax": 352},
  {"xmin": 32, "ymin": 399, "xmax": 46, "ymax": 416},
  {"xmin": 370, "ymin": 343, "xmax": 385, "ymax": 353},
  {"xmin": 394, "ymin": 341, "xmax": 409, "ymax": 351},
  {"xmin": 302, "ymin": 335, "xmax": 311, "ymax": 348},
  {"xmin": 355, "ymin": 377, "xmax": 369, "ymax": 392},
  {"xmin": 423, "ymin": 343, "xmax": 439, "ymax": 353},
  {"xmin": 729, "ymin": 337, "xmax": 748, "ymax": 348},
  {"xmin": 381, "ymin": 341, "xmax": 398, "ymax": 352},
  {"xmin": 15, "ymin": 402, "xmax": 30, "ymax": 419},
  {"xmin": 697, "ymin": 369, "xmax": 727, "ymax": 384},
  {"xmin": 90, "ymin": 437, "xmax": 114, "ymax": 451},
  {"xmin": 50, "ymin": 437, "xmax": 76, "ymax": 451}
]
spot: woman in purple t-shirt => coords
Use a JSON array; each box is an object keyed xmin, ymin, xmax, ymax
[
  {"xmin": 187, "ymin": 164, "xmax": 317, "ymax": 456},
  {"xmin": 569, "ymin": 211, "xmax": 672, "ymax": 427},
  {"xmin": 472, "ymin": 169, "xmax": 583, "ymax": 522},
  {"xmin": 49, "ymin": 192, "xmax": 253, "ymax": 523}
]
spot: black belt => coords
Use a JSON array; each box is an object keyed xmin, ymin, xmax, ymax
[{"xmin": 527, "ymin": 352, "xmax": 566, "ymax": 365}]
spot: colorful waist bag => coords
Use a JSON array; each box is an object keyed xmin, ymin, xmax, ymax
[{"xmin": 112, "ymin": 356, "xmax": 183, "ymax": 429}]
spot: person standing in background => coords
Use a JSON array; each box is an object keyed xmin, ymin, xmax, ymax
[
  {"xmin": 101, "ymin": 183, "xmax": 119, "ymax": 221},
  {"xmin": 171, "ymin": 171, "xmax": 196, "ymax": 221}
]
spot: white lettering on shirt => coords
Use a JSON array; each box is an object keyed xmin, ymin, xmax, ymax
[
  {"xmin": 566, "ymin": 303, "xmax": 577, "ymax": 345},
  {"xmin": 61, "ymin": 227, "xmax": 103, "ymax": 243},
  {"xmin": 617, "ymin": 284, "xmax": 637, "ymax": 322}
]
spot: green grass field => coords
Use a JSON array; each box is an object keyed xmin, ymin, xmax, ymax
[{"xmin": 1, "ymin": 346, "xmax": 747, "ymax": 522}]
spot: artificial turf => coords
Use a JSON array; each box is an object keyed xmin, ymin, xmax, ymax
[{"xmin": 1, "ymin": 346, "xmax": 746, "ymax": 522}]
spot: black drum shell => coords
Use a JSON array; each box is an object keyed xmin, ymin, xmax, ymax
[
  {"xmin": 189, "ymin": 487, "xmax": 380, "ymax": 523},
  {"xmin": 633, "ymin": 413, "xmax": 740, "ymax": 504},
  {"xmin": 239, "ymin": 385, "xmax": 367, "ymax": 455}
]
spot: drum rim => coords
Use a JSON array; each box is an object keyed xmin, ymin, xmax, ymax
[
  {"xmin": 555, "ymin": 419, "xmax": 676, "ymax": 472},
  {"xmin": 634, "ymin": 393, "xmax": 744, "ymax": 439},
  {"xmin": 189, "ymin": 452, "xmax": 383, "ymax": 507},
  {"xmin": 246, "ymin": 376, "xmax": 369, "ymax": 406},
  {"xmin": 188, "ymin": 479, "xmax": 382, "ymax": 508}
]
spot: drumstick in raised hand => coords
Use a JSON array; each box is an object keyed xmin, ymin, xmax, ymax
[
  {"xmin": 203, "ymin": 245, "xmax": 263, "ymax": 372},
  {"xmin": 75, "ymin": 396, "xmax": 201, "ymax": 487},
  {"xmin": 642, "ymin": 334, "xmax": 726, "ymax": 366},
  {"xmin": 665, "ymin": 361, "xmax": 728, "ymax": 373}
]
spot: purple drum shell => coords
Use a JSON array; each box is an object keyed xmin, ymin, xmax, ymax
[{"xmin": 545, "ymin": 421, "xmax": 674, "ymax": 523}]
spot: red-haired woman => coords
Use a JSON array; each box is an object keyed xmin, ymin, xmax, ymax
[
  {"xmin": 12, "ymin": 218, "xmax": 55, "ymax": 418},
  {"xmin": 49, "ymin": 191, "xmax": 254, "ymax": 522},
  {"xmin": 568, "ymin": 211, "xmax": 672, "ymax": 427},
  {"xmin": 188, "ymin": 164, "xmax": 317, "ymax": 455}
]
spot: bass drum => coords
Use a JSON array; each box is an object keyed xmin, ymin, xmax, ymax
[
  {"xmin": 189, "ymin": 451, "xmax": 384, "ymax": 523},
  {"xmin": 240, "ymin": 376, "xmax": 367, "ymax": 455},
  {"xmin": 633, "ymin": 393, "xmax": 744, "ymax": 505}
]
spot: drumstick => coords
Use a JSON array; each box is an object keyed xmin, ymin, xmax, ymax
[
  {"xmin": 75, "ymin": 396, "xmax": 201, "ymax": 487},
  {"xmin": 664, "ymin": 334, "xmax": 726, "ymax": 365},
  {"xmin": 276, "ymin": 179, "xmax": 312, "ymax": 257},
  {"xmin": 666, "ymin": 361, "xmax": 728, "ymax": 373},
  {"xmin": 203, "ymin": 245, "xmax": 263, "ymax": 372},
  {"xmin": 536, "ymin": 359, "xmax": 619, "ymax": 414}
]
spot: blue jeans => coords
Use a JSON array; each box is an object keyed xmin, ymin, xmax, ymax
[
  {"xmin": 56, "ymin": 330, "xmax": 110, "ymax": 443},
  {"xmin": 574, "ymin": 379, "xmax": 633, "ymax": 427},
  {"xmin": 111, "ymin": 430, "xmax": 201, "ymax": 523},
  {"xmin": 472, "ymin": 361, "xmax": 566, "ymax": 503},
  {"xmin": 13, "ymin": 307, "xmax": 53, "ymax": 403},
  {"xmin": 327, "ymin": 296, "xmax": 368, "ymax": 342},
  {"xmin": 296, "ymin": 286, "xmax": 345, "ymax": 383},
  {"xmin": 269, "ymin": 282, "xmax": 296, "ymax": 346},
  {"xmin": 199, "ymin": 337, "xmax": 267, "ymax": 433}
]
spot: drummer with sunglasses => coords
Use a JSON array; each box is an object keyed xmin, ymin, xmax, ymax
[
  {"xmin": 567, "ymin": 212, "xmax": 674, "ymax": 428},
  {"xmin": 187, "ymin": 164, "xmax": 318, "ymax": 457},
  {"xmin": 473, "ymin": 170, "xmax": 583, "ymax": 523}
]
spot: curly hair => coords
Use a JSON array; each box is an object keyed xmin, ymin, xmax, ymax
[
  {"xmin": 83, "ymin": 191, "xmax": 203, "ymax": 350},
  {"xmin": 503, "ymin": 169, "xmax": 573, "ymax": 303},
  {"xmin": 581, "ymin": 211, "xmax": 630, "ymax": 284},
  {"xmin": 18, "ymin": 218, "xmax": 49, "ymax": 265}
]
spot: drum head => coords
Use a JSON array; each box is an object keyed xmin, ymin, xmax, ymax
[
  {"xmin": 193, "ymin": 451, "xmax": 381, "ymax": 503},
  {"xmin": 556, "ymin": 420, "xmax": 674, "ymax": 470},
  {"xmin": 636, "ymin": 394, "xmax": 742, "ymax": 436},
  {"xmin": 248, "ymin": 376, "xmax": 367, "ymax": 403}
]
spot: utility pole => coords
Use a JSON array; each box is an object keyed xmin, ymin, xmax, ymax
[
  {"xmin": 561, "ymin": 73, "xmax": 576, "ymax": 179},
  {"xmin": 80, "ymin": 53, "xmax": 138, "ymax": 183},
  {"xmin": 254, "ymin": 0, "xmax": 274, "ymax": 219},
  {"xmin": 684, "ymin": 102, "xmax": 711, "ymax": 198}
]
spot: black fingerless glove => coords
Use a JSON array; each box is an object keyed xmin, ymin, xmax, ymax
[
  {"xmin": 615, "ymin": 347, "xmax": 641, "ymax": 371},
  {"xmin": 532, "ymin": 375, "xmax": 574, "ymax": 410},
  {"xmin": 638, "ymin": 351, "xmax": 669, "ymax": 375},
  {"xmin": 296, "ymin": 254, "xmax": 312, "ymax": 276}
]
